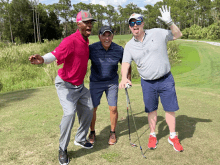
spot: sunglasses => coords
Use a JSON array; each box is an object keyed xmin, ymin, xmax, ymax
[{"xmin": 129, "ymin": 21, "xmax": 142, "ymax": 27}]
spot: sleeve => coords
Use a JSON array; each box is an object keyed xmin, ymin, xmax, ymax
[
  {"xmin": 119, "ymin": 46, "xmax": 124, "ymax": 64},
  {"xmin": 163, "ymin": 29, "xmax": 174, "ymax": 42},
  {"xmin": 122, "ymin": 43, "xmax": 133, "ymax": 64},
  {"xmin": 51, "ymin": 38, "xmax": 74, "ymax": 65},
  {"xmin": 42, "ymin": 52, "xmax": 57, "ymax": 64}
]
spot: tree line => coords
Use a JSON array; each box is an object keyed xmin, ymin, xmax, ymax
[{"xmin": 0, "ymin": 0, "xmax": 220, "ymax": 43}]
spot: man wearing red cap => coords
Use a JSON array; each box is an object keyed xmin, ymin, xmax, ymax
[{"xmin": 29, "ymin": 11, "xmax": 96, "ymax": 165}]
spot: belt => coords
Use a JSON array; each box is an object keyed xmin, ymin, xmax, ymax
[{"xmin": 154, "ymin": 71, "xmax": 171, "ymax": 81}]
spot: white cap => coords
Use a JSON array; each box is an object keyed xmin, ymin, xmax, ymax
[{"xmin": 128, "ymin": 13, "xmax": 144, "ymax": 22}]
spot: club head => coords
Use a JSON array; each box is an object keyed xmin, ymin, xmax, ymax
[{"xmin": 130, "ymin": 143, "xmax": 137, "ymax": 147}]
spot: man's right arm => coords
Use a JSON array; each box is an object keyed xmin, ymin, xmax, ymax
[
  {"xmin": 119, "ymin": 62, "xmax": 132, "ymax": 89},
  {"xmin": 29, "ymin": 52, "xmax": 57, "ymax": 65}
]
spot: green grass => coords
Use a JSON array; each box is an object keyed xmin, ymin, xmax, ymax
[
  {"xmin": 1, "ymin": 40, "xmax": 220, "ymax": 164},
  {"xmin": 171, "ymin": 42, "xmax": 200, "ymax": 75}
]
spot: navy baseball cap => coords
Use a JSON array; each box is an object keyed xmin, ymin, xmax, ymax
[{"xmin": 99, "ymin": 26, "xmax": 114, "ymax": 35}]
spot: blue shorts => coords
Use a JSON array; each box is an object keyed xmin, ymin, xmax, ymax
[
  {"xmin": 90, "ymin": 83, "xmax": 118, "ymax": 108},
  {"xmin": 141, "ymin": 72, "xmax": 179, "ymax": 113}
]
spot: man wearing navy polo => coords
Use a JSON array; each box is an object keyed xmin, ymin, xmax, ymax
[{"xmin": 88, "ymin": 26, "xmax": 131, "ymax": 145}]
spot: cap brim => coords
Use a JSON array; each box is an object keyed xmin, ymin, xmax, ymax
[
  {"xmin": 128, "ymin": 17, "xmax": 142, "ymax": 22},
  {"xmin": 100, "ymin": 30, "xmax": 113, "ymax": 35},
  {"xmin": 82, "ymin": 18, "xmax": 97, "ymax": 22}
]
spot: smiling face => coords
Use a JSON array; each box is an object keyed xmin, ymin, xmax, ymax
[
  {"xmin": 99, "ymin": 31, "xmax": 113, "ymax": 50},
  {"xmin": 129, "ymin": 19, "xmax": 145, "ymax": 39},
  {"xmin": 77, "ymin": 20, "xmax": 94, "ymax": 41}
]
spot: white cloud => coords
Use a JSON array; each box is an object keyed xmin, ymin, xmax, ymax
[
  {"xmin": 144, "ymin": 0, "xmax": 162, "ymax": 4},
  {"xmin": 140, "ymin": 7, "xmax": 146, "ymax": 11},
  {"xmin": 91, "ymin": 0, "xmax": 127, "ymax": 6}
]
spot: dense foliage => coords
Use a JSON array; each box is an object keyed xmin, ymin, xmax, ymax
[
  {"xmin": 0, "ymin": 36, "xmax": 180, "ymax": 93},
  {"xmin": 0, "ymin": 0, "xmax": 220, "ymax": 43}
]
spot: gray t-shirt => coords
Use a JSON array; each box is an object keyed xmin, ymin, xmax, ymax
[{"xmin": 122, "ymin": 28, "xmax": 173, "ymax": 80}]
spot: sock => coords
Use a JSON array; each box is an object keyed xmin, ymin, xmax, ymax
[
  {"xmin": 170, "ymin": 132, "xmax": 176, "ymax": 139},
  {"xmin": 90, "ymin": 131, "xmax": 95, "ymax": 134},
  {"xmin": 110, "ymin": 131, "xmax": 115, "ymax": 133},
  {"xmin": 150, "ymin": 132, "xmax": 156, "ymax": 137}
]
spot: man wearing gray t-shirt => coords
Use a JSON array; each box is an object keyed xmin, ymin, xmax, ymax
[{"xmin": 119, "ymin": 6, "xmax": 184, "ymax": 152}]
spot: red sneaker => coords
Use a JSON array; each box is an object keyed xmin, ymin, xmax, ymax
[
  {"xmin": 168, "ymin": 136, "xmax": 184, "ymax": 152},
  {"xmin": 148, "ymin": 135, "xmax": 158, "ymax": 149}
]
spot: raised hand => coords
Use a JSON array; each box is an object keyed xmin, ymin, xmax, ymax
[
  {"xmin": 158, "ymin": 5, "xmax": 173, "ymax": 26},
  {"xmin": 29, "ymin": 54, "xmax": 44, "ymax": 65}
]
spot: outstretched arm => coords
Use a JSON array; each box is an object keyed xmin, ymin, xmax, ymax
[
  {"xmin": 29, "ymin": 52, "xmax": 56, "ymax": 65},
  {"xmin": 158, "ymin": 5, "xmax": 182, "ymax": 40}
]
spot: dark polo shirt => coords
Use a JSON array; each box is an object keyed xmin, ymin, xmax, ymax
[{"xmin": 89, "ymin": 41, "xmax": 123, "ymax": 87}]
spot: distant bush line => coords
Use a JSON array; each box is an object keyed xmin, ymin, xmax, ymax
[{"xmin": 0, "ymin": 37, "xmax": 180, "ymax": 93}]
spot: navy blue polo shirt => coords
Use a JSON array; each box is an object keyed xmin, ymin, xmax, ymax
[{"xmin": 89, "ymin": 41, "xmax": 123, "ymax": 86}]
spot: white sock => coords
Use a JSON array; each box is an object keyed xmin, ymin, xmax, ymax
[
  {"xmin": 170, "ymin": 132, "xmax": 176, "ymax": 139},
  {"xmin": 150, "ymin": 132, "xmax": 156, "ymax": 137}
]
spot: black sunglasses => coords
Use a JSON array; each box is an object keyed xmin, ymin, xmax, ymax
[{"xmin": 129, "ymin": 21, "xmax": 142, "ymax": 27}]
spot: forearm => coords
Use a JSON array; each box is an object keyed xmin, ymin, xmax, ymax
[
  {"xmin": 42, "ymin": 52, "xmax": 57, "ymax": 64},
  {"xmin": 127, "ymin": 65, "xmax": 132, "ymax": 80},
  {"xmin": 121, "ymin": 62, "xmax": 130, "ymax": 80},
  {"xmin": 170, "ymin": 23, "xmax": 182, "ymax": 40}
]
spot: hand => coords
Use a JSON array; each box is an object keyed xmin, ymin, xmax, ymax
[
  {"xmin": 29, "ymin": 54, "xmax": 44, "ymax": 65},
  {"xmin": 158, "ymin": 5, "xmax": 173, "ymax": 26},
  {"xmin": 119, "ymin": 78, "xmax": 132, "ymax": 89}
]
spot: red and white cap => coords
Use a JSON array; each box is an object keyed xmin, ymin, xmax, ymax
[{"xmin": 76, "ymin": 10, "xmax": 96, "ymax": 22}]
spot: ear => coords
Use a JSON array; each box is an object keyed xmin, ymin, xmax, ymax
[{"xmin": 77, "ymin": 22, "xmax": 81, "ymax": 29}]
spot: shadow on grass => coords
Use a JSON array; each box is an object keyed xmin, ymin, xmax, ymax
[
  {"xmin": 157, "ymin": 115, "xmax": 212, "ymax": 141},
  {"xmin": 0, "ymin": 88, "xmax": 38, "ymax": 110},
  {"xmin": 68, "ymin": 112, "xmax": 165, "ymax": 160}
]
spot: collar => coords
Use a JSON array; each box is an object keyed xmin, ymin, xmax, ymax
[
  {"xmin": 98, "ymin": 41, "xmax": 113, "ymax": 50},
  {"xmin": 133, "ymin": 30, "xmax": 147, "ymax": 42}
]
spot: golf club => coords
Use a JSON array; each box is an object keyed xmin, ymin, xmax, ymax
[{"xmin": 125, "ymin": 87, "xmax": 146, "ymax": 159}]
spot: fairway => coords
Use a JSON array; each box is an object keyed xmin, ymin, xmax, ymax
[{"xmin": 0, "ymin": 41, "xmax": 220, "ymax": 164}]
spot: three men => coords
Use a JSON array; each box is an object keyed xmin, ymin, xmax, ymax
[
  {"xmin": 119, "ymin": 6, "xmax": 184, "ymax": 152},
  {"xmin": 29, "ymin": 11, "xmax": 96, "ymax": 165},
  {"xmin": 88, "ymin": 26, "xmax": 131, "ymax": 145}
]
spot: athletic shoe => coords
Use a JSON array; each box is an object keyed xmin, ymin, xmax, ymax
[
  {"xmin": 59, "ymin": 147, "xmax": 69, "ymax": 165},
  {"xmin": 148, "ymin": 135, "xmax": 158, "ymax": 149},
  {"xmin": 108, "ymin": 132, "xmax": 117, "ymax": 145},
  {"xmin": 74, "ymin": 140, "xmax": 93, "ymax": 149},
  {"xmin": 168, "ymin": 136, "xmax": 184, "ymax": 152},
  {"xmin": 88, "ymin": 132, "xmax": 96, "ymax": 144}
]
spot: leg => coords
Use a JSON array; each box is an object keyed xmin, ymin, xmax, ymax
[
  {"xmin": 165, "ymin": 111, "xmax": 175, "ymax": 132},
  {"xmin": 55, "ymin": 76, "xmax": 80, "ymax": 151},
  {"xmin": 109, "ymin": 106, "xmax": 118, "ymax": 132},
  {"xmin": 75, "ymin": 86, "xmax": 93, "ymax": 143},
  {"xmin": 141, "ymin": 78, "xmax": 159, "ymax": 149},
  {"xmin": 106, "ymin": 84, "xmax": 118, "ymax": 145},
  {"xmin": 148, "ymin": 110, "xmax": 157, "ymax": 133},
  {"xmin": 90, "ymin": 107, "xmax": 98, "ymax": 131},
  {"xmin": 159, "ymin": 73, "xmax": 183, "ymax": 151}
]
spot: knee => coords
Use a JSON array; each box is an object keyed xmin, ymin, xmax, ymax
[{"xmin": 109, "ymin": 106, "xmax": 117, "ymax": 114}]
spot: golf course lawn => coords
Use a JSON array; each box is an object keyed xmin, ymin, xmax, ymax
[{"xmin": 0, "ymin": 40, "xmax": 220, "ymax": 164}]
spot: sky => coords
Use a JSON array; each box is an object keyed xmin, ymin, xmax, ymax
[{"xmin": 39, "ymin": 0, "xmax": 162, "ymax": 11}]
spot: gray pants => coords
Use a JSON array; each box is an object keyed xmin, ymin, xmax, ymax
[{"xmin": 55, "ymin": 75, "xmax": 93, "ymax": 151}]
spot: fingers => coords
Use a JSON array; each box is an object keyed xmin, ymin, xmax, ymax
[
  {"xmin": 159, "ymin": 8, "xmax": 163, "ymax": 15},
  {"xmin": 119, "ymin": 79, "xmax": 132, "ymax": 89}
]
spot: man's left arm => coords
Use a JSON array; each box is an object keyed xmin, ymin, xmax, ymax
[
  {"xmin": 158, "ymin": 5, "xmax": 182, "ymax": 40},
  {"xmin": 170, "ymin": 23, "xmax": 182, "ymax": 40}
]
